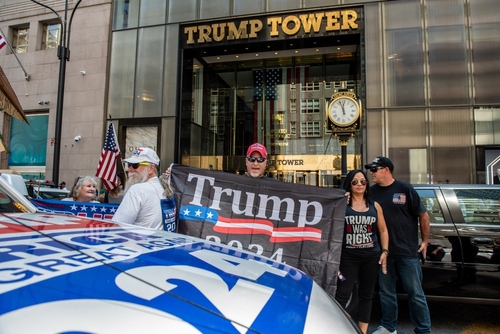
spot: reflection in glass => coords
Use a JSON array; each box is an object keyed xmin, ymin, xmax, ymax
[
  {"xmin": 135, "ymin": 27, "xmax": 165, "ymax": 117},
  {"xmin": 180, "ymin": 43, "xmax": 361, "ymax": 180},
  {"xmin": 427, "ymin": 0, "xmax": 468, "ymax": 105}
]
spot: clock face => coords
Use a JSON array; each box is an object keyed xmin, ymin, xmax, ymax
[{"xmin": 328, "ymin": 97, "xmax": 360, "ymax": 127}]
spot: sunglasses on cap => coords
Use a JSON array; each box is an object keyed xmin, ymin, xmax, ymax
[
  {"xmin": 129, "ymin": 162, "xmax": 151, "ymax": 169},
  {"xmin": 247, "ymin": 156, "xmax": 266, "ymax": 163},
  {"xmin": 351, "ymin": 179, "xmax": 368, "ymax": 186},
  {"xmin": 369, "ymin": 166, "xmax": 385, "ymax": 173}
]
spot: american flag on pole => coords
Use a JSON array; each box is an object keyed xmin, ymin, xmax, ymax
[
  {"xmin": 0, "ymin": 32, "xmax": 6, "ymax": 50},
  {"xmin": 96, "ymin": 122, "xmax": 120, "ymax": 191}
]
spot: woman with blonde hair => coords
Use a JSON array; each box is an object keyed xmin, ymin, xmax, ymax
[{"xmin": 62, "ymin": 176, "xmax": 99, "ymax": 203}]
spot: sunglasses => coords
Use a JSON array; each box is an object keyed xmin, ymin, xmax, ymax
[
  {"xmin": 369, "ymin": 166, "xmax": 385, "ymax": 173},
  {"xmin": 247, "ymin": 157, "xmax": 266, "ymax": 163},
  {"xmin": 351, "ymin": 179, "xmax": 368, "ymax": 186},
  {"xmin": 129, "ymin": 162, "xmax": 151, "ymax": 169}
]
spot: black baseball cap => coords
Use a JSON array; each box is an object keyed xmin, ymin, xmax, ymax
[{"xmin": 364, "ymin": 156, "xmax": 394, "ymax": 172}]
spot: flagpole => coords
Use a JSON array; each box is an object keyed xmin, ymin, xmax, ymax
[
  {"xmin": 108, "ymin": 114, "xmax": 127, "ymax": 184},
  {"xmin": 0, "ymin": 27, "xmax": 30, "ymax": 81}
]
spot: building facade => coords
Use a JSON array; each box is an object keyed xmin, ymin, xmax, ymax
[
  {"xmin": 1, "ymin": 0, "xmax": 500, "ymax": 187},
  {"xmin": 0, "ymin": 0, "xmax": 112, "ymax": 186}
]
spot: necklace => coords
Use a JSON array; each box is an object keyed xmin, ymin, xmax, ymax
[{"xmin": 353, "ymin": 198, "xmax": 365, "ymax": 205}]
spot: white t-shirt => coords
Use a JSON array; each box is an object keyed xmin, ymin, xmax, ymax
[{"xmin": 112, "ymin": 176, "xmax": 166, "ymax": 229}]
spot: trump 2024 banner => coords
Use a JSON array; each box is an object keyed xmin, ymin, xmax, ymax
[{"xmin": 169, "ymin": 164, "xmax": 347, "ymax": 296}]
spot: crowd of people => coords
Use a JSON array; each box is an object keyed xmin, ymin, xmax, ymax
[{"xmin": 44, "ymin": 143, "xmax": 431, "ymax": 334}]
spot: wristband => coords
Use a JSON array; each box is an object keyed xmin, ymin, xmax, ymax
[{"xmin": 381, "ymin": 248, "xmax": 389, "ymax": 255}]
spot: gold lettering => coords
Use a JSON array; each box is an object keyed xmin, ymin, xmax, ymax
[
  {"xmin": 198, "ymin": 25, "xmax": 212, "ymax": 43},
  {"xmin": 184, "ymin": 10, "xmax": 358, "ymax": 45},
  {"xmin": 227, "ymin": 21, "xmax": 249, "ymax": 40},
  {"xmin": 212, "ymin": 23, "xmax": 226, "ymax": 42},
  {"xmin": 282, "ymin": 15, "xmax": 301, "ymax": 35},
  {"xmin": 325, "ymin": 11, "xmax": 340, "ymax": 31},
  {"xmin": 184, "ymin": 26, "xmax": 197, "ymax": 45},
  {"xmin": 341, "ymin": 10, "xmax": 358, "ymax": 29},
  {"xmin": 267, "ymin": 17, "xmax": 282, "ymax": 37},
  {"xmin": 249, "ymin": 19, "xmax": 263, "ymax": 38},
  {"xmin": 299, "ymin": 13, "xmax": 324, "ymax": 33}
]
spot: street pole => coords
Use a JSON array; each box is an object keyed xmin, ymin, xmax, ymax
[{"xmin": 30, "ymin": 0, "xmax": 83, "ymax": 184}]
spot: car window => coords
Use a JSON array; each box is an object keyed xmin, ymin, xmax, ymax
[
  {"xmin": 36, "ymin": 189, "xmax": 69, "ymax": 200},
  {"xmin": 0, "ymin": 188, "xmax": 27, "ymax": 212},
  {"xmin": 455, "ymin": 189, "xmax": 500, "ymax": 225},
  {"xmin": 416, "ymin": 189, "xmax": 445, "ymax": 223}
]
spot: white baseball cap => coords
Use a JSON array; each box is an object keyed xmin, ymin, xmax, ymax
[{"xmin": 123, "ymin": 147, "xmax": 160, "ymax": 165}]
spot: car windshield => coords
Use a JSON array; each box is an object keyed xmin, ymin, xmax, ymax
[{"xmin": 36, "ymin": 189, "xmax": 69, "ymax": 200}]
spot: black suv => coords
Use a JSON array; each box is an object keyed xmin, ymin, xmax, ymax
[{"xmin": 413, "ymin": 184, "xmax": 500, "ymax": 304}]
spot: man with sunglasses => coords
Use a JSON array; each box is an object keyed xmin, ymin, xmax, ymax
[
  {"xmin": 365, "ymin": 156, "xmax": 431, "ymax": 334},
  {"xmin": 164, "ymin": 142, "xmax": 273, "ymax": 180},
  {"xmin": 112, "ymin": 147, "xmax": 166, "ymax": 229},
  {"xmin": 245, "ymin": 143, "xmax": 271, "ymax": 178}
]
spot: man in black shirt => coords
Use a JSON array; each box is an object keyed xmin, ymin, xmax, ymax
[{"xmin": 366, "ymin": 156, "xmax": 431, "ymax": 334}]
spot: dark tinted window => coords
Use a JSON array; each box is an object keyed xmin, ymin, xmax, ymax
[
  {"xmin": 455, "ymin": 189, "xmax": 500, "ymax": 225},
  {"xmin": 415, "ymin": 189, "xmax": 445, "ymax": 223},
  {"xmin": 0, "ymin": 189, "xmax": 26, "ymax": 213}
]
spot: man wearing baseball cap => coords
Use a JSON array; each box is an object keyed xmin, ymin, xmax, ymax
[
  {"xmin": 245, "ymin": 143, "xmax": 269, "ymax": 178},
  {"xmin": 365, "ymin": 156, "xmax": 431, "ymax": 334},
  {"xmin": 112, "ymin": 147, "xmax": 166, "ymax": 229}
]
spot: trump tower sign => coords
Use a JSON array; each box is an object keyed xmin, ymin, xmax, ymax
[{"xmin": 169, "ymin": 165, "xmax": 346, "ymax": 296}]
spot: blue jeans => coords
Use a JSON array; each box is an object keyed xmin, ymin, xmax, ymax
[{"xmin": 378, "ymin": 256, "xmax": 431, "ymax": 334}]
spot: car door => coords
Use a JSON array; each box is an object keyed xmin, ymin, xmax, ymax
[
  {"xmin": 448, "ymin": 187, "xmax": 500, "ymax": 301},
  {"xmin": 415, "ymin": 186, "xmax": 463, "ymax": 299}
]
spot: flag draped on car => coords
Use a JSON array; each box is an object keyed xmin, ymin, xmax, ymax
[
  {"xmin": 30, "ymin": 198, "xmax": 118, "ymax": 220},
  {"xmin": 169, "ymin": 164, "xmax": 347, "ymax": 297},
  {"xmin": 95, "ymin": 122, "xmax": 120, "ymax": 191}
]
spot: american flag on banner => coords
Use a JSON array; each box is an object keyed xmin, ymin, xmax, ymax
[
  {"xmin": 95, "ymin": 122, "xmax": 120, "ymax": 191},
  {"xmin": 0, "ymin": 32, "xmax": 6, "ymax": 50}
]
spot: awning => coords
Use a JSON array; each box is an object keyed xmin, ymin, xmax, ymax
[{"xmin": 0, "ymin": 65, "xmax": 29, "ymax": 124}]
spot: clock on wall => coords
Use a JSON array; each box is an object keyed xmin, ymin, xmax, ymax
[{"xmin": 327, "ymin": 92, "xmax": 361, "ymax": 128}]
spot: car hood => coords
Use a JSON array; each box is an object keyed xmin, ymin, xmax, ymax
[{"xmin": 0, "ymin": 213, "xmax": 358, "ymax": 333}]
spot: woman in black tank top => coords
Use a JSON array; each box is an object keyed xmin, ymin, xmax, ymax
[{"xmin": 335, "ymin": 169, "xmax": 389, "ymax": 334}]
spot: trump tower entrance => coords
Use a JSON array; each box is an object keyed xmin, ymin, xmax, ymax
[{"xmin": 179, "ymin": 9, "xmax": 364, "ymax": 187}]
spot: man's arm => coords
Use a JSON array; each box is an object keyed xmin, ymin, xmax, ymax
[{"xmin": 418, "ymin": 211, "xmax": 431, "ymax": 258}]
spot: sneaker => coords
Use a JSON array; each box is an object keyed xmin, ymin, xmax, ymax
[{"xmin": 372, "ymin": 326, "xmax": 397, "ymax": 334}]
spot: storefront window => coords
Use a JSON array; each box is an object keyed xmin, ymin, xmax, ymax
[
  {"xmin": 135, "ymin": 26, "xmax": 165, "ymax": 117},
  {"xmin": 470, "ymin": 0, "xmax": 500, "ymax": 104},
  {"xmin": 139, "ymin": 0, "xmax": 166, "ymax": 26},
  {"xmin": 430, "ymin": 109, "xmax": 473, "ymax": 184},
  {"xmin": 427, "ymin": 0, "xmax": 468, "ymax": 105},
  {"xmin": 180, "ymin": 39, "xmax": 361, "ymax": 183},
  {"xmin": 9, "ymin": 115, "xmax": 48, "ymax": 167},
  {"xmin": 475, "ymin": 108, "xmax": 500, "ymax": 145},
  {"xmin": 385, "ymin": 0, "xmax": 425, "ymax": 107},
  {"xmin": 113, "ymin": 0, "xmax": 139, "ymax": 30},
  {"xmin": 108, "ymin": 30, "xmax": 137, "ymax": 118},
  {"xmin": 387, "ymin": 109, "xmax": 427, "ymax": 182}
]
